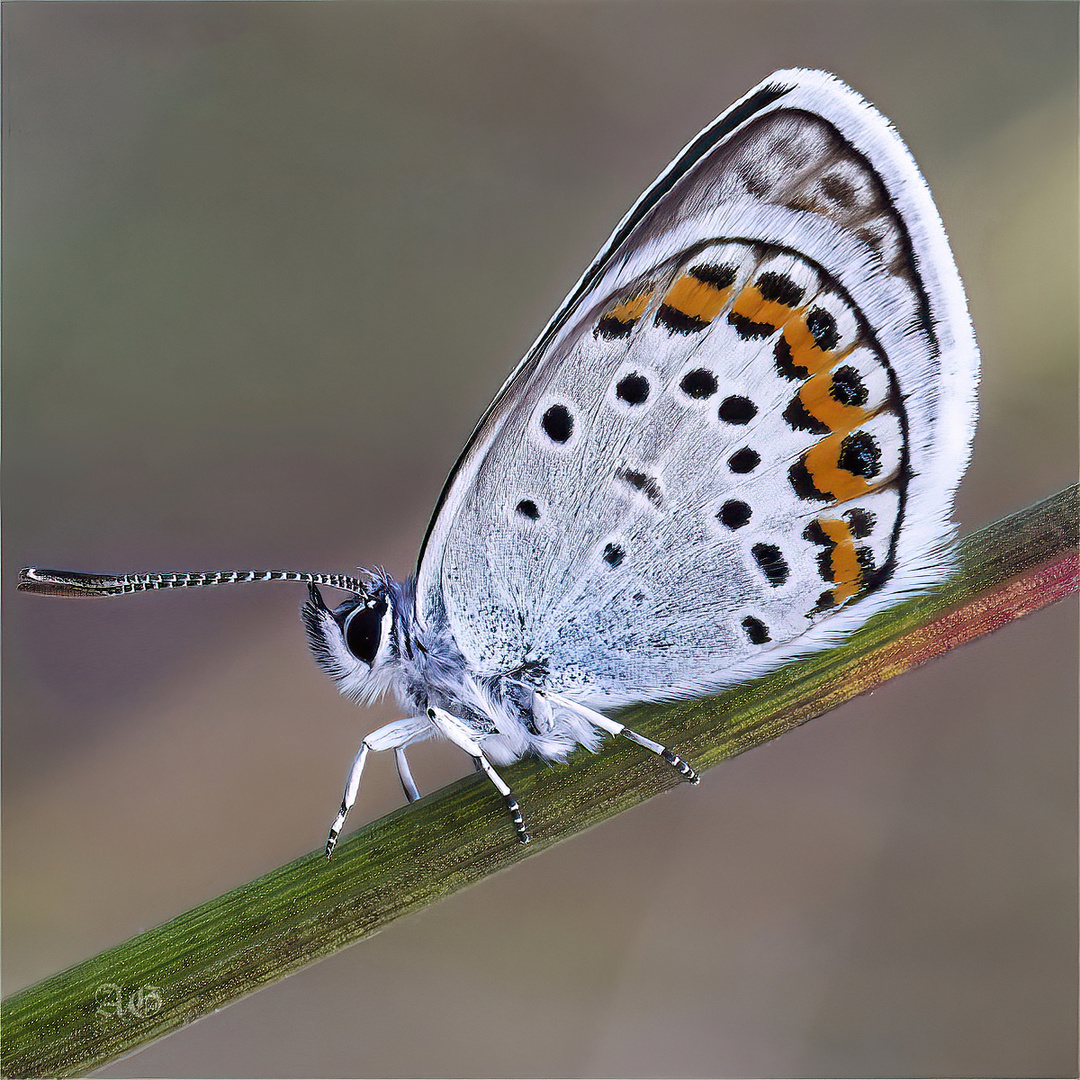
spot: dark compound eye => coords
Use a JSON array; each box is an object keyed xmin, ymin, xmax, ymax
[
  {"xmin": 718, "ymin": 395, "xmax": 757, "ymax": 424},
  {"xmin": 616, "ymin": 372, "xmax": 650, "ymax": 405},
  {"xmin": 679, "ymin": 368, "xmax": 718, "ymax": 399},
  {"xmin": 541, "ymin": 404, "xmax": 573, "ymax": 443},
  {"xmin": 342, "ymin": 598, "xmax": 386, "ymax": 666},
  {"xmin": 516, "ymin": 499, "xmax": 540, "ymax": 520}
]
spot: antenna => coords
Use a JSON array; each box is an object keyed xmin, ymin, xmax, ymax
[{"xmin": 17, "ymin": 567, "xmax": 367, "ymax": 599}]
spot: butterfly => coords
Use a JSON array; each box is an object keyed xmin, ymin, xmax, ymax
[{"xmin": 19, "ymin": 69, "xmax": 979, "ymax": 858}]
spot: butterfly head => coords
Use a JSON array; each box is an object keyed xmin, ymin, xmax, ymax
[{"xmin": 303, "ymin": 577, "xmax": 398, "ymax": 704}]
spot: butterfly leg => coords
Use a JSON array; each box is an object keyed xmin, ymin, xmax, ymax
[
  {"xmin": 326, "ymin": 714, "xmax": 431, "ymax": 859},
  {"xmin": 426, "ymin": 706, "xmax": 530, "ymax": 843},
  {"xmin": 394, "ymin": 747, "xmax": 421, "ymax": 803},
  {"xmin": 544, "ymin": 692, "xmax": 699, "ymax": 784}
]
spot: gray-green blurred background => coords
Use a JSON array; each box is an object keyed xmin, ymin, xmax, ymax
[{"xmin": 5, "ymin": 3, "xmax": 1076, "ymax": 1076}]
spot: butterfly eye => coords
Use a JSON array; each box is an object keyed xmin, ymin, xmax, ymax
[{"xmin": 342, "ymin": 598, "xmax": 388, "ymax": 666}]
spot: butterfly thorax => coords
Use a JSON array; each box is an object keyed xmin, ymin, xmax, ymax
[{"xmin": 303, "ymin": 573, "xmax": 602, "ymax": 766}]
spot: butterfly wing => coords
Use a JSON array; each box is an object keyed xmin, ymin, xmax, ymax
[{"xmin": 415, "ymin": 69, "xmax": 978, "ymax": 709}]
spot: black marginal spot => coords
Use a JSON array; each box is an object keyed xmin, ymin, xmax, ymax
[
  {"xmin": 837, "ymin": 430, "xmax": 882, "ymax": 479},
  {"xmin": 728, "ymin": 311, "xmax": 776, "ymax": 340},
  {"xmin": 541, "ymin": 404, "xmax": 573, "ymax": 444},
  {"xmin": 742, "ymin": 616, "xmax": 770, "ymax": 645},
  {"xmin": 516, "ymin": 499, "xmax": 540, "ymax": 521},
  {"xmin": 616, "ymin": 467, "xmax": 663, "ymax": 505},
  {"xmin": 603, "ymin": 542, "xmax": 625, "ymax": 567},
  {"xmin": 718, "ymin": 499, "xmax": 751, "ymax": 529},
  {"xmin": 657, "ymin": 305, "xmax": 709, "ymax": 335},
  {"xmin": 783, "ymin": 395, "xmax": 830, "ymax": 435},
  {"xmin": 843, "ymin": 507, "xmax": 876, "ymax": 538},
  {"xmin": 728, "ymin": 448, "xmax": 760, "ymax": 474},
  {"xmin": 752, "ymin": 543, "xmax": 789, "ymax": 587},
  {"xmin": 829, "ymin": 365, "xmax": 868, "ymax": 407},
  {"xmin": 688, "ymin": 263, "xmax": 737, "ymax": 288},
  {"xmin": 755, "ymin": 270, "xmax": 804, "ymax": 307},
  {"xmin": 805, "ymin": 307, "xmax": 840, "ymax": 351},
  {"xmin": 718, "ymin": 395, "xmax": 757, "ymax": 424},
  {"xmin": 679, "ymin": 368, "xmax": 718, "ymax": 399},
  {"xmin": 789, "ymin": 460, "xmax": 829, "ymax": 501},
  {"xmin": 811, "ymin": 589, "xmax": 837, "ymax": 614},
  {"xmin": 616, "ymin": 372, "xmax": 650, "ymax": 405},
  {"xmin": 597, "ymin": 314, "xmax": 634, "ymax": 339}
]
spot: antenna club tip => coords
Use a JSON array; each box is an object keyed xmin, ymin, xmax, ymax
[{"xmin": 17, "ymin": 567, "xmax": 116, "ymax": 598}]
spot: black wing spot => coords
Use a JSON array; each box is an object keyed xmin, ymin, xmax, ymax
[
  {"xmin": 616, "ymin": 372, "xmax": 650, "ymax": 405},
  {"xmin": 789, "ymin": 460, "xmax": 829, "ymax": 501},
  {"xmin": 657, "ymin": 305, "xmax": 709, "ymax": 335},
  {"xmin": 728, "ymin": 448, "xmax": 760, "ymax": 474},
  {"xmin": 755, "ymin": 270, "xmax": 804, "ymax": 307},
  {"xmin": 843, "ymin": 507, "xmax": 876, "ymax": 538},
  {"xmin": 718, "ymin": 499, "xmax": 751, "ymax": 529},
  {"xmin": 689, "ymin": 263, "xmax": 737, "ymax": 288},
  {"xmin": 615, "ymin": 467, "xmax": 663, "ymax": 505},
  {"xmin": 597, "ymin": 314, "xmax": 634, "ymax": 339},
  {"xmin": 728, "ymin": 311, "xmax": 776, "ymax": 340},
  {"xmin": 751, "ymin": 543, "xmax": 789, "ymax": 587},
  {"xmin": 782, "ymin": 395, "xmax": 830, "ymax": 434},
  {"xmin": 679, "ymin": 368, "xmax": 718, "ymax": 399},
  {"xmin": 541, "ymin": 404, "xmax": 573, "ymax": 444},
  {"xmin": 603, "ymin": 542, "xmax": 625, "ymax": 567},
  {"xmin": 742, "ymin": 616, "xmax": 770, "ymax": 645},
  {"xmin": 718, "ymin": 395, "xmax": 757, "ymax": 424},
  {"xmin": 516, "ymin": 500, "xmax": 540, "ymax": 521},
  {"xmin": 774, "ymin": 335, "xmax": 804, "ymax": 380},
  {"xmin": 856, "ymin": 546, "xmax": 877, "ymax": 578}
]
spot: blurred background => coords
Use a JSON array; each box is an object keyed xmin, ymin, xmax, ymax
[{"xmin": 4, "ymin": 3, "xmax": 1076, "ymax": 1076}]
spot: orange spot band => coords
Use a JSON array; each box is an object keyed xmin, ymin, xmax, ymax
[
  {"xmin": 802, "ymin": 433, "xmax": 880, "ymax": 502},
  {"xmin": 729, "ymin": 284, "xmax": 802, "ymax": 330},
  {"xmin": 661, "ymin": 275, "xmax": 732, "ymax": 325},
  {"xmin": 606, "ymin": 291, "xmax": 651, "ymax": 324},
  {"xmin": 815, "ymin": 518, "xmax": 862, "ymax": 602},
  {"xmin": 797, "ymin": 371, "xmax": 870, "ymax": 434}
]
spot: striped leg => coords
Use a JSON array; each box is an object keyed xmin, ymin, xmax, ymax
[
  {"xmin": 543, "ymin": 692, "xmax": 700, "ymax": 784},
  {"xmin": 326, "ymin": 714, "xmax": 431, "ymax": 859},
  {"xmin": 427, "ymin": 706, "xmax": 530, "ymax": 843}
]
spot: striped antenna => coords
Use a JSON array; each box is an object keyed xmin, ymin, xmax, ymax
[{"xmin": 17, "ymin": 567, "xmax": 367, "ymax": 599}]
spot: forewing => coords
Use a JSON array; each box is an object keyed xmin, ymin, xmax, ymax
[{"xmin": 416, "ymin": 69, "xmax": 977, "ymax": 708}]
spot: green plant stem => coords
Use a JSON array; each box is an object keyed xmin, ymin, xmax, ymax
[{"xmin": 3, "ymin": 485, "xmax": 1077, "ymax": 1078}]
